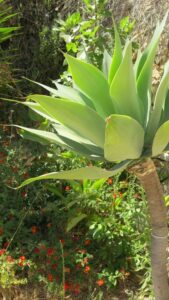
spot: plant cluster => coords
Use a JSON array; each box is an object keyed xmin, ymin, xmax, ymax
[{"xmin": 0, "ymin": 128, "xmax": 152, "ymax": 298}]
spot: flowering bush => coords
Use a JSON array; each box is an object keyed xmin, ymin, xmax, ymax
[{"xmin": 0, "ymin": 125, "xmax": 152, "ymax": 298}]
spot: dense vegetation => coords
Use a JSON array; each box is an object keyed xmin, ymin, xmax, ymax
[{"xmin": 1, "ymin": 1, "xmax": 169, "ymax": 299}]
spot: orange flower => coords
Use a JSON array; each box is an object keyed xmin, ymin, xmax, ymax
[
  {"xmin": 65, "ymin": 186, "xmax": 71, "ymax": 191},
  {"xmin": 19, "ymin": 256, "xmax": 26, "ymax": 261},
  {"xmin": 84, "ymin": 239, "xmax": 91, "ymax": 246},
  {"xmin": 31, "ymin": 226, "xmax": 38, "ymax": 234},
  {"xmin": 107, "ymin": 178, "xmax": 113, "ymax": 185},
  {"xmin": 96, "ymin": 279, "xmax": 105, "ymax": 286},
  {"xmin": 83, "ymin": 257, "xmax": 88, "ymax": 265},
  {"xmin": 84, "ymin": 265, "xmax": 90, "ymax": 273},
  {"xmin": 0, "ymin": 249, "xmax": 6, "ymax": 256},
  {"xmin": 47, "ymin": 273, "xmax": 53, "ymax": 282}
]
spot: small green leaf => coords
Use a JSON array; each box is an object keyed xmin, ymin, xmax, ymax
[{"xmin": 104, "ymin": 114, "xmax": 144, "ymax": 161}]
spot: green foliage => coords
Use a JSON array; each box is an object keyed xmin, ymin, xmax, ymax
[
  {"xmin": 0, "ymin": 130, "xmax": 152, "ymax": 296},
  {"xmin": 6, "ymin": 13, "xmax": 169, "ymax": 187}
]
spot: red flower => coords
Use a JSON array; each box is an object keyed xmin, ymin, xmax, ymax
[
  {"xmin": 21, "ymin": 191, "xmax": 27, "ymax": 198},
  {"xmin": 0, "ymin": 159, "xmax": 5, "ymax": 164},
  {"xmin": 84, "ymin": 265, "xmax": 90, "ymax": 273},
  {"xmin": 47, "ymin": 273, "xmax": 53, "ymax": 282},
  {"xmin": 34, "ymin": 247, "xmax": 40, "ymax": 254},
  {"xmin": 31, "ymin": 226, "xmax": 38, "ymax": 234},
  {"xmin": 74, "ymin": 284, "xmax": 80, "ymax": 295},
  {"xmin": 0, "ymin": 249, "xmax": 6, "ymax": 256},
  {"xmin": 84, "ymin": 239, "xmax": 91, "ymax": 246},
  {"xmin": 65, "ymin": 186, "xmax": 71, "ymax": 191},
  {"xmin": 107, "ymin": 178, "xmax": 113, "ymax": 185},
  {"xmin": 4, "ymin": 242, "xmax": 9, "ymax": 249},
  {"xmin": 47, "ymin": 248, "xmax": 55, "ymax": 256},
  {"xmin": 113, "ymin": 193, "xmax": 117, "ymax": 199},
  {"xmin": 19, "ymin": 256, "xmax": 26, "ymax": 261},
  {"xmin": 52, "ymin": 263, "xmax": 58, "ymax": 269},
  {"xmin": 64, "ymin": 282, "xmax": 70, "ymax": 291},
  {"xmin": 0, "ymin": 228, "xmax": 3, "ymax": 236},
  {"xmin": 60, "ymin": 239, "xmax": 65, "ymax": 245},
  {"xmin": 96, "ymin": 279, "xmax": 105, "ymax": 286}
]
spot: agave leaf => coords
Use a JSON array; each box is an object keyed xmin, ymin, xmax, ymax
[
  {"xmin": 102, "ymin": 49, "xmax": 112, "ymax": 79},
  {"xmin": 136, "ymin": 13, "xmax": 168, "ymax": 116},
  {"xmin": 53, "ymin": 82, "xmax": 95, "ymax": 109},
  {"xmin": 159, "ymin": 90, "xmax": 169, "ymax": 125},
  {"xmin": 152, "ymin": 120, "xmax": 169, "ymax": 156},
  {"xmin": 53, "ymin": 124, "xmax": 104, "ymax": 156},
  {"xmin": 24, "ymin": 78, "xmax": 60, "ymax": 97},
  {"xmin": 65, "ymin": 53, "xmax": 114, "ymax": 118},
  {"xmin": 16, "ymin": 125, "xmax": 102, "ymax": 158},
  {"xmin": 16, "ymin": 125, "xmax": 66, "ymax": 146},
  {"xmin": 104, "ymin": 114, "xmax": 144, "ymax": 161},
  {"xmin": 15, "ymin": 161, "xmax": 131, "ymax": 189},
  {"xmin": 110, "ymin": 42, "xmax": 143, "ymax": 124},
  {"xmin": 28, "ymin": 95, "xmax": 105, "ymax": 148},
  {"xmin": 1, "ymin": 98, "xmax": 57, "ymax": 123},
  {"xmin": 146, "ymin": 61, "xmax": 169, "ymax": 142},
  {"xmin": 108, "ymin": 22, "xmax": 123, "ymax": 85}
]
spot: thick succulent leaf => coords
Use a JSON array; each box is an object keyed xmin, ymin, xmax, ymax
[
  {"xmin": 136, "ymin": 13, "xmax": 168, "ymax": 116},
  {"xmin": 28, "ymin": 95, "xmax": 105, "ymax": 148},
  {"xmin": 24, "ymin": 78, "xmax": 60, "ymax": 97},
  {"xmin": 65, "ymin": 53, "xmax": 114, "ymax": 118},
  {"xmin": 17, "ymin": 125, "xmax": 102, "ymax": 158},
  {"xmin": 108, "ymin": 22, "xmax": 123, "ymax": 85},
  {"xmin": 53, "ymin": 124, "xmax": 104, "ymax": 156},
  {"xmin": 53, "ymin": 82, "xmax": 95, "ymax": 109},
  {"xmin": 104, "ymin": 114, "xmax": 144, "ymax": 161},
  {"xmin": 15, "ymin": 161, "xmax": 131, "ymax": 189},
  {"xmin": 146, "ymin": 61, "xmax": 169, "ymax": 142},
  {"xmin": 102, "ymin": 49, "xmax": 112, "ymax": 79},
  {"xmin": 1, "ymin": 98, "xmax": 57, "ymax": 123},
  {"xmin": 16, "ymin": 125, "xmax": 66, "ymax": 146},
  {"xmin": 152, "ymin": 120, "xmax": 169, "ymax": 156},
  {"xmin": 160, "ymin": 90, "xmax": 169, "ymax": 125},
  {"xmin": 110, "ymin": 42, "xmax": 143, "ymax": 124}
]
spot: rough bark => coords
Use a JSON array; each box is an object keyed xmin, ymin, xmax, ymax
[{"xmin": 131, "ymin": 158, "xmax": 169, "ymax": 300}]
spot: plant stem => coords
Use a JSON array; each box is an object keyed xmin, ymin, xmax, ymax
[{"xmin": 131, "ymin": 158, "xmax": 169, "ymax": 300}]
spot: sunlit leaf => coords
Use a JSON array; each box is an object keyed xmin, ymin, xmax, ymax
[{"xmin": 104, "ymin": 114, "xmax": 144, "ymax": 161}]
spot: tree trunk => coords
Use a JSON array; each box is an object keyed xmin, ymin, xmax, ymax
[{"xmin": 131, "ymin": 158, "xmax": 169, "ymax": 300}]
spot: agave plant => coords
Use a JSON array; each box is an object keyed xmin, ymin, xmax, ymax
[{"xmin": 4, "ymin": 13, "xmax": 169, "ymax": 299}]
